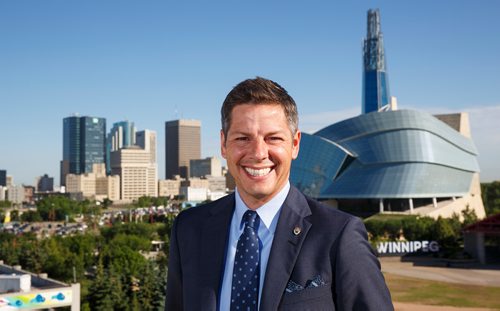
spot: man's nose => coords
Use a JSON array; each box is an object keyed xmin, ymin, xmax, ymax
[{"xmin": 251, "ymin": 138, "xmax": 269, "ymax": 160}]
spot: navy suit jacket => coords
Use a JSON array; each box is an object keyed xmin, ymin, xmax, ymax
[{"xmin": 166, "ymin": 186, "xmax": 393, "ymax": 310}]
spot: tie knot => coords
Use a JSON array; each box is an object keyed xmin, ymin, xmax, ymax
[{"xmin": 242, "ymin": 210, "xmax": 259, "ymax": 230}]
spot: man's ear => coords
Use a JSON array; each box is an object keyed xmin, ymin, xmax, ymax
[
  {"xmin": 291, "ymin": 130, "xmax": 301, "ymax": 160},
  {"xmin": 220, "ymin": 130, "xmax": 227, "ymax": 159}
]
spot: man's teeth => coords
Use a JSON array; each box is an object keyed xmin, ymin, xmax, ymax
[{"xmin": 245, "ymin": 167, "xmax": 271, "ymax": 177}]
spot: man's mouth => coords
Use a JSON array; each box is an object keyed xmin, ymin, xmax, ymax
[{"xmin": 244, "ymin": 167, "xmax": 272, "ymax": 177}]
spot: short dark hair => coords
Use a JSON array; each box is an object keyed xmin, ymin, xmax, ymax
[{"xmin": 221, "ymin": 77, "xmax": 299, "ymax": 138}]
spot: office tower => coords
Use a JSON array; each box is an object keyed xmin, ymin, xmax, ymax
[
  {"xmin": 36, "ymin": 174, "xmax": 54, "ymax": 192},
  {"xmin": 362, "ymin": 9, "xmax": 391, "ymax": 114},
  {"xmin": 61, "ymin": 116, "xmax": 106, "ymax": 186},
  {"xmin": 190, "ymin": 157, "xmax": 222, "ymax": 178},
  {"xmin": 0, "ymin": 170, "xmax": 6, "ymax": 187},
  {"xmin": 106, "ymin": 121, "xmax": 136, "ymax": 174},
  {"xmin": 111, "ymin": 130, "xmax": 158, "ymax": 200},
  {"xmin": 165, "ymin": 120, "xmax": 201, "ymax": 179}
]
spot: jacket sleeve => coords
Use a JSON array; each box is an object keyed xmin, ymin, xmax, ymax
[
  {"xmin": 165, "ymin": 216, "xmax": 183, "ymax": 311},
  {"xmin": 333, "ymin": 216, "xmax": 394, "ymax": 311}
]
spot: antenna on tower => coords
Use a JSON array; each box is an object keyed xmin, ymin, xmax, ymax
[{"xmin": 174, "ymin": 105, "xmax": 179, "ymax": 119}]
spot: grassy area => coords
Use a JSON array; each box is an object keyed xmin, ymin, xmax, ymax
[
  {"xmin": 385, "ymin": 273, "xmax": 500, "ymax": 310},
  {"xmin": 365, "ymin": 214, "xmax": 417, "ymax": 221}
]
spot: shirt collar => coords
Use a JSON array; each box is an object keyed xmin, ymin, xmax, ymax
[{"xmin": 234, "ymin": 181, "xmax": 290, "ymax": 231}]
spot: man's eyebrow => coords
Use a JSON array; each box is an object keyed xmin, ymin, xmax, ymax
[
  {"xmin": 266, "ymin": 130, "xmax": 287, "ymax": 136},
  {"xmin": 229, "ymin": 130, "xmax": 250, "ymax": 136}
]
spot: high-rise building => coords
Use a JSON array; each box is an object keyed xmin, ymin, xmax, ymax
[
  {"xmin": 61, "ymin": 116, "xmax": 106, "ymax": 186},
  {"xmin": 0, "ymin": 170, "xmax": 6, "ymax": 187},
  {"xmin": 165, "ymin": 120, "xmax": 201, "ymax": 179},
  {"xmin": 36, "ymin": 174, "xmax": 54, "ymax": 192},
  {"xmin": 106, "ymin": 121, "xmax": 136, "ymax": 174},
  {"xmin": 190, "ymin": 157, "xmax": 222, "ymax": 178},
  {"xmin": 362, "ymin": 9, "xmax": 391, "ymax": 114},
  {"xmin": 111, "ymin": 130, "xmax": 158, "ymax": 201}
]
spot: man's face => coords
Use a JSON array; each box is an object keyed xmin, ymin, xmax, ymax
[{"xmin": 221, "ymin": 103, "xmax": 301, "ymax": 209}]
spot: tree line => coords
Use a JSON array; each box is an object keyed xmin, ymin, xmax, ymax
[
  {"xmin": 481, "ymin": 181, "xmax": 500, "ymax": 216},
  {"xmin": 364, "ymin": 207, "xmax": 478, "ymax": 258},
  {"xmin": 0, "ymin": 219, "xmax": 174, "ymax": 310}
]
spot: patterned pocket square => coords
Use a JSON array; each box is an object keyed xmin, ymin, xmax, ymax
[
  {"xmin": 285, "ymin": 280, "xmax": 303, "ymax": 293},
  {"xmin": 286, "ymin": 275, "xmax": 326, "ymax": 293},
  {"xmin": 305, "ymin": 275, "xmax": 326, "ymax": 288}
]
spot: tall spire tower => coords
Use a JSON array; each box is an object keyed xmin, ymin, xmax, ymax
[{"xmin": 362, "ymin": 9, "xmax": 391, "ymax": 114}]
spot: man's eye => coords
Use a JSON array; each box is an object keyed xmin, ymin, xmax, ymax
[
  {"xmin": 235, "ymin": 137, "xmax": 249, "ymax": 141},
  {"xmin": 268, "ymin": 136, "xmax": 284, "ymax": 141}
]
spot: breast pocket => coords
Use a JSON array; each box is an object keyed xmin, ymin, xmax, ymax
[{"xmin": 279, "ymin": 284, "xmax": 335, "ymax": 311}]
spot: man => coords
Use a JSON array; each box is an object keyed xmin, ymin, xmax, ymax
[{"xmin": 166, "ymin": 77, "xmax": 393, "ymax": 310}]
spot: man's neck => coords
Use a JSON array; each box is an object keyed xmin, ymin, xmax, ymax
[{"xmin": 236, "ymin": 181, "xmax": 290, "ymax": 210}]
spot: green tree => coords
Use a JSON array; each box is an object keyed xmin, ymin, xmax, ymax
[
  {"xmin": 364, "ymin": 220, "xmax": 385, "ymax": 240},
  {"xmin": 384, "ymin": 219, "xmax": 402, "ymax": 240},
  {"xmin": 481, "ymin": 181, "xmax": 500, "ymax": 216},
  {"xmin": 137, "ymin": 262, "xmax": 159, "ymax": 310},
  {"xmin": 10, "ymin": 209, "xmax": 20, "ymax": 221},
  {"xmin": 135, "ymin": 196, "xmax": 154, "ymax": 208},
  {"xmin": 19, "ymin": 234, "xmax": 47, "ymax": 273},
  {"xmin": 0, "ymin": 200, "xmax": 12, "ymax": 208},
  {"xmin": 461, "ymin": 206, "xmax": 478, "ymax": 227},
  {"xmin": 108, "ymin": 265, "xmax": 129, "ymax": 311},
  {"xmin": 21, "ymin": 210, "xmax": 42, "ymax": 222},
  {"xmin": 88, "ymin": 260, "xmax": 114, "ymax": 310},
  {"xmin": 0, "ymin": 232, "xmax": 22, "ymax": 265},
  {"xmin": 432, "ymin": 217, "xmax": 460, "ymax": 255},
  {"xmin": 101, "ymin": 198, "xmax": 113, "ymax": 209}
]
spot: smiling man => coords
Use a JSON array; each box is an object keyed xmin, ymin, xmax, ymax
[{"xmin": 165, "ymin": 77, "xmax": 393, "ymax": 310}]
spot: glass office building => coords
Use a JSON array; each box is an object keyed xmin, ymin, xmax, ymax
[
  {"xmin": 362, "ymin": 9, "xmax": 390, "ymax": 114},
  {"xmin": 61, "ymin": 116, "xmax": 106, "ymax": 185},
  {"xmin": 106, "ymin": 121, "xmax": 136, "ymax": 174}
]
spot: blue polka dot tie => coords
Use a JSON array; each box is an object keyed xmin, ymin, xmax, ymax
[{"xmin": 230, "ymin": 210, "xmax": 261, "ymax": 311}]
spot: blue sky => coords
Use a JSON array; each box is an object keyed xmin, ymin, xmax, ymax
[{"xmin": 1, "ymin": 1, "xmax": 499, "ymax": 185}]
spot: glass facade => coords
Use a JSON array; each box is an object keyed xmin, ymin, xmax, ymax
[
  {"xmin": 81, "ymin": 117, "xmax": 106, "ymax": 173},
  {"xmin": 106, "ymin": 121, "xmax": 136, "ymax": 173},
  {"xmin": 290, "ymin": 134, "xmax": 348, "ymax": 198},
  {"xmin": 362, "ymin": 9, "xmax": 391, "ymax": 114},
  {"xmin": 0, "ymin": 170, "xmax": 6, "ymax": 187},
  {"xmin": 63, "ymin": 116, "xmax": 81, "ymax": 175},
  {"xmin": 62, "ymin": 116, "xmax": 106, "ymax": 183},
  {"xmin": 290, "ymin": 9, "xmax": 480, "ymax": 202},
  {"xmin": 290, "ymin": 110, "xmax": 480, "ymax": 199}
]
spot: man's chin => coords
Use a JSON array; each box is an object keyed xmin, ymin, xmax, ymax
[{"xmin": 245, "ymin": 187, "xmax": 277, "ymax": 201}]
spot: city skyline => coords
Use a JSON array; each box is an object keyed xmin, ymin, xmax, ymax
[{"xmin": 1, "ymin": 1, "xmax": 499, "ymax": 185}]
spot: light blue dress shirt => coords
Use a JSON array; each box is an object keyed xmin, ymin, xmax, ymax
[{"xmin": 219, "ymin": 182, "xmax": 290, "ymax": 311}]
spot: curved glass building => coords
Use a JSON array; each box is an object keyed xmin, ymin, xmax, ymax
[
  {"xmin": 290, "ymin": 9, "xmax": 484, "ymax": 218},
  {"xmin": 290, "ymin": 110, "xmax": 480, "ymax": 201}
]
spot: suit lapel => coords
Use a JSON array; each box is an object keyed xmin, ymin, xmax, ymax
[
  {"xmin": 199, "ymin": 194, "xmax": 235, "ymax": 309},
  {"xmin": 260, "ymin": 187, "xmax": 312, "ymax": 311}
]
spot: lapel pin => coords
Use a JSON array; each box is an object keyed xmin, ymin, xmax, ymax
[{"xmin": 293, "ymin": 226, "xmax": 301, "ymax": 236}]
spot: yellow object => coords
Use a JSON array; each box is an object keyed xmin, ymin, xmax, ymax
[{"xmin": 4, "ymin": 211, "xmax": 11, "ymax": 223}]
